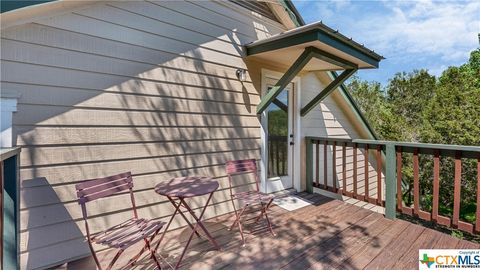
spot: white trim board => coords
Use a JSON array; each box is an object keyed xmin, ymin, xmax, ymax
[{"xmin": 260, "ymin": 68, "xmax": 302, "ymax": 193}]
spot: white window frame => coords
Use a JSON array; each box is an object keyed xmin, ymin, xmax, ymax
[{"xmin": 1, "ymin": 91, "xmax": 19, "ymax": 148}]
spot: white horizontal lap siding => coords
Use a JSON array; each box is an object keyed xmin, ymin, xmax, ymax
[
  {"xmin": 300, "ymin": 72, "xmax": 384, "ymax": 201},
  {"xmin": 0, "ymin": 1, "xmax": 286, "ymax": 269}
]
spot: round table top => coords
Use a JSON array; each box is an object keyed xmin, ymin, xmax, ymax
[{"xmin": 154, "ymin": 176, "xmax": 219, "ymax": 198}]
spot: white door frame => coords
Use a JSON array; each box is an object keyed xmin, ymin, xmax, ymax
[{"xmin": 260, "ymin": 69, "xmax": 302, "ymax": 193}]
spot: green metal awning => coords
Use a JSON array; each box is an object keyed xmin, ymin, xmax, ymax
[{"xmin": 246, "ymin": 21, "xmax": 384, "ymax": 116}]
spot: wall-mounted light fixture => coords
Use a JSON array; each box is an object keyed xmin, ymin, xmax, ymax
[{"xmin": 236, "ymin": 68, "xmax": 247, "ymax": 82}]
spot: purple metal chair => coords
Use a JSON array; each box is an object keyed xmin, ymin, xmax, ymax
[
  {"xmin": 75, "ymin": 172, "xmax": 169, "ymax": 270},
  {"xmin": 226, "ymin": 159, "xmax": 275, "ymax": 245}
]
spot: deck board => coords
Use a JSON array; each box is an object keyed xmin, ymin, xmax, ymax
[
  {"xmin": 52, "ymin": 193, "xmax": 479, "ymax": 270},
  {"xmin": 363, "ymin": 222, "xmax": 425, "ymax": 270},
  {"xmin": 305, "ymin": 215, "xmax": 394, "ymax": 269},
  {"xmin": 333, "ymin": 219, "xmax": 410, "ymax": 270},
  {"xmin": 392, "ymin": 227, "xmax": 442, "ymax": 269}
]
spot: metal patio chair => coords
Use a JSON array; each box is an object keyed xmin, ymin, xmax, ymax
[
  {"xmin": 226, "ymin": 159, "xmax": 276, "ymax": 245},
  {"xmin": 75, "ymin": 172, "xmax": 170, "ymax": 270}
]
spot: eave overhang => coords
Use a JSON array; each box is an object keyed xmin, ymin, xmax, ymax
[
  {"xmin": 246, "ymin": 21, "xmax": 384, "ymax": 70},
  {"xmin": 249, "ymin": 21, "xmax": 384, "ymax": 116}
]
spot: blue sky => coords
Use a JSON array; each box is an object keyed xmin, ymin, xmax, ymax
[{"xmin": 292, "ymin": 0, "xmax": 480, "ymax": 85}]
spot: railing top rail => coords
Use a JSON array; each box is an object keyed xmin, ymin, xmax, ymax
[
  {"xmin": 354, "ymin": 139, "xmax": 480, "ymax": 153},
  {"xmin": 0, "ymin": 147, "xmax": 21, "ymax": 162},
  {"xmin": 305, "ymin": 136, "xmax": 353, "ymax": 144},
  {"xmin": 305, "ymin": 137, "xmax": 480, "ymax": 158}
]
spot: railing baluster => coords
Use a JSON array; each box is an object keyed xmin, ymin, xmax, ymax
[
  {"xmin": 282, "ymin": 140, "xmax": 285, "ymax": 175},
  {"xmin": 396, "ymin": 147, "xmax": 402, "ymax": 210},
  {"xmin": 376, "ymin": 145, "xmax": 382, "ymax": 206},
  {"xmin": 353, "ymin": 143, "xmax": 358, "ymax": 199},
  {"xmin": 342, "ymin": 143, "xmax": 347, "ymax": 195},
  {"xmin": 324, "ymin": 140, "xmax": 328, "ymax": 190},
  {"xmin": 333, "ymin": 142, "xmax": 337, "ymax": 193},
  {"xmin": 276, "ymin": 140, "xmax": 280, "ymax": 176},
  {"xmin": 364, "ymin": 144, "xmax": 369, "ymax": 201},
  {"xmin": 432, "ymin": 150, "xmax": 440, "ymax": 222},
  {"xmin": 315, "ymin": 140, "xmax": 319, "ymax": 187},
  {"xmin": 268, "ymin": 141, "xmax": 272, "ymax": 176},
  {"xmin": 476, "ymin": 157, "xmax": 480, "ymax": 233},
  {"xmin": 413, "ymin": 148, "xmax": 420, "ymax": 215},
  {"xmin": 453, "ymin": 151, "xmax": 462, "ymax": 227}
]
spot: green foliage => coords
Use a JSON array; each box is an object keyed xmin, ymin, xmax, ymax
[
  {"xmin": 346, "ymin": 48, "xmax": 480, "ymax": 234},
  {"xmin": 387, "ymin": 70, "xmax": 436, "ymax": 140},
  {"xmin": 422, "ymin": 50, "xmax": 480, "ymax": 146},
  {"xmin": 347, "ymin": 77, "xmax": 409, "ymax": 140},
  {"xmin": 268, "ymin": 109, "xmax": 288, "ymax": 136}
]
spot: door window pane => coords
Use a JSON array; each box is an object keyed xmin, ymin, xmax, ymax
[{"xmin": 267, "ymin": 89, "xmax": 289, "ymax": 178}]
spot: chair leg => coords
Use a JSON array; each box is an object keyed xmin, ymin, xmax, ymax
[
  {"xmin": 144, "ymin": 237, "xmax": 162, "ymax": 270},
  {"xmin": 228, "ymin": 197, "xmax": 239, "ymax": 231},
  {"xmin": 128, "ymin": 227, "xmax": 161, "ymax": 267},
  {"xmin": 87, "ymin": 240, "xmax": 103, "ymax": 270},
  {"xmin": 229, "ymin": 209, "xmax": 241, "ymax": 231},
  {"xmin": 127, "ymin": 228, "xmax": 174, "ymax": 270},
  {"xmin": 230, "ymin": 202, "xmax": 248, "ymax": 231},
  {"xmin": 128, "ymin": 247, "xmax": 146, "ymax": 267},
  {"xmin": 233, "ymin": 205, "xmax": 248, "ymax": 246},
  {"xmin": 147, "ymin": 228, "xmax": 174, "ymax": 269},
  {"xmin": 106, "ymin": 249, "xmax": 123, "ymax": 270},
  {"xmin": 263, "ymin": 202, "xmax": 276, "ymax": 237},
  {"xmin": 254, "ymin": 203, "xmax": 266, "ymax": 224}
]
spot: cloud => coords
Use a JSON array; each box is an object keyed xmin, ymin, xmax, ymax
[
  {"xmin": 295, "ymin": 0, "xmax": 479, "ymax": 81},
  {"xmin": 364, "ymin": 0, "xmax": 479, "ymax": 60},
  {"xmin": 428, "ymin": 64, "xmax": 448, "ymax": 77}
]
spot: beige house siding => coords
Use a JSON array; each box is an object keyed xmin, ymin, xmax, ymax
[
  {"xmin": 0, "ymin": 1, "xmax": 286, "ymax": 269},
  {"xmin": 299, "ymin": 72, "xmax": 384, "ymax": 208}
]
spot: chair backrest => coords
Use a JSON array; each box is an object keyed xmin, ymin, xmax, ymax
[
  {"xmin": 75, "ymin": 172, "xmax": 137, "ymax": 226},
  {"xmin": 225, "ymin": 159, "xmax": 259, "ymax": 195}
]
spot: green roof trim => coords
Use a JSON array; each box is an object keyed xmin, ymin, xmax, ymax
[
  {"xmin": 1, "ymin": 0, "xmax": 54, "ymax": 13},
  {"xmin": 278, "ymin": 0, "xmax": 305, "ymax": 27},
  {"xmin": 246, "ymin": 22, "xmax": 383, "ymax": 68},
  {"xmin": 279, "ymin": 0, "xmax": 305, "ymax": 27}
]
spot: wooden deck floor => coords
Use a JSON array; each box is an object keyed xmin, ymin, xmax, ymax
[{"xmin": 57, "ymin": 193, "xmax": 479, "ymax": 270}]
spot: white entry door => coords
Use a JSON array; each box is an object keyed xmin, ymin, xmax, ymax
[{"xmin": 262, "ymin": 76, "xmax": 296, "ymax": 193}]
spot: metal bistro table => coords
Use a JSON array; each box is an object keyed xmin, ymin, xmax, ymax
[{"xmin": 154, "ymin": 176, "xmax": 221, "ymax": 269}]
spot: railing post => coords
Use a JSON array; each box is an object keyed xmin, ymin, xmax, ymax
[
  {"xmin": 385, "ymin": 143, "xmax": 397, "ymax": 219},
  {"xmin": 306, "ymin": 138, "xmax": 313, "ymax": 193}
]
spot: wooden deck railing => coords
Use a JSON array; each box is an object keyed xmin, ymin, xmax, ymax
[{"xmin": 305, "ymin": 137, "xmax": 480, "ymax": 235}]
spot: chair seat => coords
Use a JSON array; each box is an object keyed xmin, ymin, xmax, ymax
[
  {"xmin": 233, "ymin": 191, "xmax": 274, "ymax": 205},
  {"xmin": 91, "ymin": 218, "xmax": 165, "ymax": 249}
]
